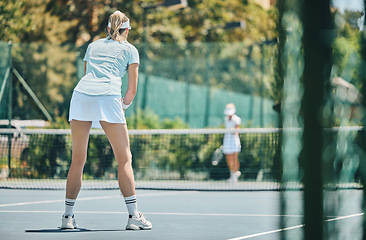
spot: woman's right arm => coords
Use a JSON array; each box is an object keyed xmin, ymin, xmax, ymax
[{"xmin": 123, "ymin": 63, "xmax": 139, "ymax": 106}]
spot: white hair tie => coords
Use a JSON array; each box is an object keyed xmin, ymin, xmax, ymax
[{"xmin": 108, "ymin": 18, "xmax": 131, "ymax": 29}]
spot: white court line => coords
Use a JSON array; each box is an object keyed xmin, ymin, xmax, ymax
[
  {"xmin": 227, "ymin": 212, "xmax": 364, "ymax": 240},
  {"xmin": 146, "ymin": 212, "xmax": 303, "ymax": 217},
  {"xmin": 0, "ymin": 210, "xmax": 303, "ymax": 218},
  {"xmin": 227, "ymin": 224, "xmax": 305, "ymax": 240},
  {"xmin": 0, "ymin": 195, "xmax": 119, "ymax": 207},
  {"xmin": 0, "ymin": 210, "xmax": 65, "ymax": 213},
  {"xmin": 325, "ymin": 212, "xmax": 364, "ymax": 222},
  {"xmin": 0, "ymin": 191, "xmax": 196, "ymax": 208}
]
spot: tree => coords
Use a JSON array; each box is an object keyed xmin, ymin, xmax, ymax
[
  {"xmin": 0, "ymin": 0, "xmax": 32, "ymax": 42},
  {"xmin": 143, "ymin": 0, "xmax": 276, "ymax": 44},
  {"xmin": 332, "ymin": 11, "xmax": 363, "ymax": 89},
  {"xmin": 1, "ymin": 0, "xmax": 279, "ymax": 125},
  {"xmin": 2, "ymin": 0, "xmax": 277, "ymax": 45}
]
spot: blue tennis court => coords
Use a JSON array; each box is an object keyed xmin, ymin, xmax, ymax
[{"xmin": 0, "ymin": 188, "xmax": 363, "ymax": 240}]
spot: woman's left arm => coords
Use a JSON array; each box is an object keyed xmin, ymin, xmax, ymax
[
  {"xmin": 123, "ymin": 63, "xmax": 139, "ymax": 106},
  {"xmin": 235, "ymin": 124, "xmax": 240, "ymax": 136}
]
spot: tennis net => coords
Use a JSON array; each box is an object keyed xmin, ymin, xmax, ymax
[{"xmin": 0, "ymin": 127, "xmax": 362, "ymax": 191}]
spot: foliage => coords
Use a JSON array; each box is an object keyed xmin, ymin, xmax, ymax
[
  {"xmin": 13, "ymin": 128, "xmax": 281, "ymax": 181},
  {"xmin": 49, "ymin": 116, "xmax": 71, "ymax": 129},
  {"xmin": 11, "ymin": 43, "xmax": 78, "ymax": 120},
  {"xmin": 13, "ymin": 109, "xmax": 280, "ymax": 180},
  {"xmin": 0, "ymin": 0, "xmax": 32, "ymax": 42},
  {"xmin": 20, "ymin": 109, "xmax": 188, "ymax": 178},
  {"xmin": 19, "ymin": 134, "xmax": 70, "ymax": 178},
  {"xmin": 86, "ymin": 135, "xmax": 115, "ymax": 178},
  {"xmin": 1, "ymin": 0, "xmax": 276, "ymax": 45},
  {"xmin": 126, "ymin": 108, "xmax": 188, "ymax": 129},
  {"xmin": 332, "ymin": 22, "xmax": 363, "ymax": 88},
  {"xmin": 1, "ymin": 0, "xmax": 279, "ymax": 123},
  {"xmin": 144, "ymin": 0, "xmax": 277, "ymax": 45}
]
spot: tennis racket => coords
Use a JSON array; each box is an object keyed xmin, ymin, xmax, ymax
[{"xmin": 211, "ymin": 145, "xmax": 223, "ymax": 166}]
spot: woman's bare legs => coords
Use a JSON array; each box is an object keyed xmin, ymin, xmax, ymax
[
  {"xmin": 233, "ymin": 152, "xmax": 240, "ymax": 172},
  {"xmin": 100, "ymin": 121, "xmax": 135, "ymax": 197},
  {"xmin": 66, "ymin": 120, "xmax": 92, "ymax": 199},
  {"xmin": 225, "ymin": 153, "xmax": 240, "ymax": 172},
  {"xmin": 225, "ymin": 153, "xmax": 235, "ymax": 172},
  {"xmin": 225, "ymin": 152, "xmax": 241, "ymax": 182},
  {"xmin": 100, "ymin": 121, "xmax": 152, "ymax": 229}
]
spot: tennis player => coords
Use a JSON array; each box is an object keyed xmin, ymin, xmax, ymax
[
  {"xmin": 223, "ymin": 103, "xmax": 242, "ymax": 183},
  {"xmin": 61, "ymin": 10, "xmax": 152, "ymax": 230}
]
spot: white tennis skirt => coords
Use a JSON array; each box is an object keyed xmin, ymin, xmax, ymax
[
  {"xmin": 69, "ymin": 91, "xmax": 126, "ymax": 129},
  {"xmin": 223, "ymin": 134, "xmax": 241, "ymax": 154}
]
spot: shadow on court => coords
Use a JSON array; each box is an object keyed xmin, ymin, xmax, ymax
[{"xmin": 25, "ymin": 228, "xmax": 126, "ymax": 233}]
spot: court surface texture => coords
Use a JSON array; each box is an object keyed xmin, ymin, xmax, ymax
[{"xmin": 0, "ymin": 189, "xmax": 363, "ymax": 240}]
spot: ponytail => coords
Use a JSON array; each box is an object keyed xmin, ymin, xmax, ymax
[{"xmin": 108, "ymin": 11, "xmax": 129, "ymax": 42}]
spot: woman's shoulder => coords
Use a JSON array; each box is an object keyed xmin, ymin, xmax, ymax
[
  {"xmin": 123, "ymin": 41, "xmax": 138, "ymax": 52},
  {"xmin": 91, "ymin": 38, "xmax": 107, "ymax": 43},
  {"xmin": 233, "ymin": 115, "xmax": 241, "ymax": 124},
  {"xmin": 232, "ymin": 115, "xmax": 241, "ymax": 120},
  {"xmin": 88, "ymin": 38, "xmax": 108, "ymax": 47},
  {"xmin": 97, "ymin": 37, "xmax": 108, "ymax": 42}
]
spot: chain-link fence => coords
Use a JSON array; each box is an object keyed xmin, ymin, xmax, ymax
[
  {"xmin": 0, "ymin": 41, "xmax": 278, "ymax": 128},
  {"xmin": 0, "ymin": 42, "xmax": 12, "ymax": 120}
]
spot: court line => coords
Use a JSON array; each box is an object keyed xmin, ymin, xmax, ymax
[
  {"xmin": 226, "ymin": 212, "xmax": 364, "ymax": 240},
  {"xmin": 227, "ymin": 224, "xmax": 305, "ymax": 240},
  {"xmin": 0, "ymin": 210, "xmax": 303, "ymax": 218},
  {"xmin": 0, "ymin": 191, "xmax": 196, "ymax": 207},
  {"xmin": 146, "ymin": 212, "xmax": 303, "ymax": 217},
  {"xmin": 325, "ymin": 212, "xmax": 364, "ymax": 222},
  {"xmin": 0, "ymin": 195, "xmax": 119, "ymax": 207}
]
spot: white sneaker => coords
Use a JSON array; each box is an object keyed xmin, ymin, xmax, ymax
[
  {"xmin": 61, "ymin": 214, "xmax": 78, "ymax": 229},
  {"xmin": 126, "ymin": 212, "xmax": 152, "ymax": 230},
  {"xmin": 227, "ymin": 172, "xmax": 238, "ymax": 183}
]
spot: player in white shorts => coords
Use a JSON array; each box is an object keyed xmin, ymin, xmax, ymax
[
  {"xmin": 61, "ymin": 10, "xmax": 151, "ymax": 230},
  {"xmin": 223, "ymin": 103, "xmax": 242, "ymax": 183}
]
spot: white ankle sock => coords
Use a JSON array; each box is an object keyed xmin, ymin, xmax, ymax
[
  {"xmin": 124, "ymin": 195, "xmax": 139, "ymax": 217},
  {"xmin": 64, "ymin": 198, "xmax": 76, "ymax": 216}
]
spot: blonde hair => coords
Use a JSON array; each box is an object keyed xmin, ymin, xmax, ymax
[{"xmin": 108, "ymin": 11, "xmax": 129, "ymax": 42}]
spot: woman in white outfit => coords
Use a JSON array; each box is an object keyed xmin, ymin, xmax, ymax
[
  {"xmin": 61, "ymin": 10, "xmax": 152, "ymax": 230},
  {"xmin": 223, "ymin": 103, "xmax": 241, "ymax": 183}
]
